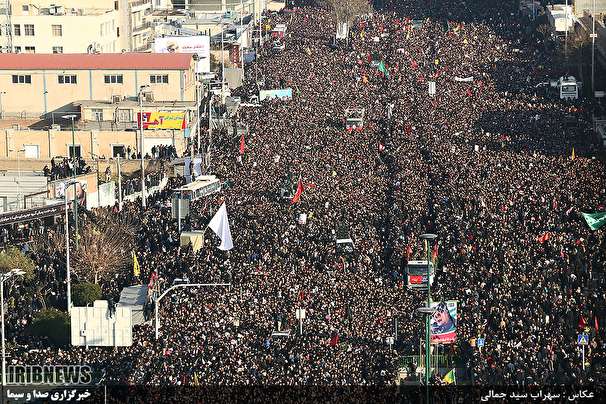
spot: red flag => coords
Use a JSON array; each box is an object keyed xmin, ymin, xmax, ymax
[
  {"xmin": 410, "ymin": 60, "xmax": 418, "ymax": 70},
  {"xmin": 290, "ymin": 176, "xmax": 304, "ymax": 205},
  {"xmin": 239, "ymin": 134, "xmax": 245, "ymax": 155},
  {"xmin": 431, "ymin": 243, "xmax": 438, "ymax": 262},
  {"xmin": 378, "ymin": 142, "xmax": 385, "ymax": 152},
  {"xmin": 579, "ymin": 315, "xmax": 586, "ymax": 330},
  {"xmin": 466, "ymin": 88, "xmax": 473, "ymax": 97},
  {"xmin": 329, "ymin": 333, "xmax": 339, "ymax": 347},
  {"xmin": 537, "ymin": 232, "xmax": 551, "ymax": 244},
  {"xmin": 595, "ymin": 316, "xmax": 599, "ymax": 332},
  {"xmin": 406, "ymin": 245, "xmax": 413, "ymax": 260}
]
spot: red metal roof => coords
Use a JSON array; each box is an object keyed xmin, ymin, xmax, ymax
[{"xmin": 0, "ymin": 53, "xmax": 193, "ymax": 70}]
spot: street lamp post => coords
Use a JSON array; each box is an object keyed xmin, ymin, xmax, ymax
[
  {"xmin": 64, "ymin": 180, "xmax": 80, "ymax": 314},
  {"xmin": 221, "ymin": 20, "xmax": 225, "ymax": 99},
  {"xmin": 138, "ymin": 85, "xmax": 151, "ymax": 209},
  {"xmin": 0, "ymin": 91, "xmax": 6, "ymax": 119},
  {"xmin": 62, "ymin": 114, "xmax": 79, "ymax": 248},
  {"xmin": 116, "ymin": 155, "xmax": 123, "ymax": 211},
  {"xmin": 420, "ymin": 233, "xmax": 437, "ymax": 404},
  {"xmin": 9, "ymin": 149, "xmax": 25, "ymax": 209},
  {"xmin": 591, "ymin": 0, "xmax": 596, "ymax": 97},
  {"xmin": 90, "ymin": 153, "xmax": 101, "ymax": 208},
  {"xmin": 1, "ymin": 268, "xmax": 25, "ymax": 386},
  {"xmin": 154, "ymin": 283, "xmax": 231, "ymax": 339}
]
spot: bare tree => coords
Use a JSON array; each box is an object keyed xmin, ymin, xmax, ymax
[
  {"xmin": 71, "ymin": 212, "xmax": 138, "ymax": 285},
  {"xmin": 324, "ymin": 0, "xmax": 371, "ymax": 25}
]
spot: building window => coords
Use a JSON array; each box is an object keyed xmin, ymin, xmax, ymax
[
  {"xmin": 112, "ymin": 145, "xmax": 125, "ymax": 158},
  {"xmin": 13, "ymin": 46, "xmax": 21, "ymax": 53},
  {"xmin": 58, "ymin": 75, "xmax": 77, "ymax": 84},
  {"xmin": 14, "ymin": 25, "xmax": 20, "ymax": 36},
  {"xmin": 68, "ymin": 145, "xmax": 81, "ymax": 159},
  {"xmin": 114, "ymin": 1, "xmax": 119, "ymax": 10},
  {"xmin": 52, "ymin": 25, "xmax": 62, "ymax": 37},
  {"xmin": 24, "ymin": 24, "xmax": 34, "ymax": 36},
  {"xmin": 12, "ymin": 75, "xmax": 32, "ymax": 84},
  {"xmin": 52, "ymin": 46, "xmax": 63, "ymax": 54},
  {"xmin": 150, "ymin": 75, "xmax": 168, "ymax": 84},
  {"xmin": 22, "ymin": 5, "xmax": 29, "ymax": 11},
  {"xmin": 92, "ymin": 109, "xmax": 104, "ymax": 121},
  {"xmin": 24, "ymin": 46, "xmax": 35, "ymax": 53},
  {"xmin": 117, "ymin": 27, "xmax": 120, "ymax": 37},
  {"xmin": 104, "ymin": 75, "xmax": 123, "ymax": 84}
]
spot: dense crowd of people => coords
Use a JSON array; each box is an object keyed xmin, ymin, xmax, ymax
[{"xmin": 2, "ymin": 0, "xmax": 606, "ymax": 392}]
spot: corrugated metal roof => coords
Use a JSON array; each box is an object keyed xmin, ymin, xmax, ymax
[{"xmin": 0, "ymin": 53, "xmax": 193, "ymax": 70}]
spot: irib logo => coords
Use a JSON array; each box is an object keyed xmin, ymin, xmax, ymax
[{"xmin": 7, "ymin": 365, "xmax": 92, "ymax": 385}]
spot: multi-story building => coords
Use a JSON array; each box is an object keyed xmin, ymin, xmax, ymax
[
  {"xmin": 1, "ymin": 1, "xmax": 119, "ymax": 54},
  {"xmin": 0, "ymin": 52, "xmax": 196, "ymax": 117},
  {"xmin": 0, "ymin": 0, "xmax": 154, "ymax": 53},
  {"xmin": 121, "ymin": 0, "xmax": 154, "ymax": 52}
]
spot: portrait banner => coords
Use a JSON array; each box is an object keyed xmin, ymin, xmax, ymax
[{"xmin": 430, "ymin": 300, "xmax": 457, "ymax": 344}]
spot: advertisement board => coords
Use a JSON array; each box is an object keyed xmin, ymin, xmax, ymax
[
  {"xmin": 153, "ymin": 36, "xmax": 210, "ymax": 73},
  {"xmin": 430, "ymin": 300, "xmax": 457, "ymax": 344},
  {"xmin": 259, "ymin": 88, "xmax": 293, "ymax": 101},
  {"xmin": 137, "ymin": 112, "xmax": 186, "ymax": 130},
  {"xmin": 406, "ymin": 260, "xmax": 434, "ymax": 290}
]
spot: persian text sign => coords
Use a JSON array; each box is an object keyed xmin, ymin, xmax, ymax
[{"xmin": 138, "ymin": 112, "xmax": 186, "ymax": 130}]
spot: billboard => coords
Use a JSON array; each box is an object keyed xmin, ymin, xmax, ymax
[
  {"xmin": 137, "ymin": 112, "xmax": 186, "ymax": 130},
  {"xmin": 430, "ymin": 301, "xmax": 457, "ymax": 344},
  {"xmin": 153, "ymin": 36, "xmax": 210, "ymax": 73},
  {"xmin": 259, "ymin": 88, "xmax": 293, "ymax": 101}
]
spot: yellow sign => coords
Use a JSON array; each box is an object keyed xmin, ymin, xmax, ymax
[{"xmin": 139, "ymin": 111, "xmax": 186, "ymax": 130}]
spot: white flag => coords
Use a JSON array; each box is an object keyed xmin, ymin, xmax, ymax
[{"xmin": 208, "ymin": 202, "xmax": 233, "ymax": 250}]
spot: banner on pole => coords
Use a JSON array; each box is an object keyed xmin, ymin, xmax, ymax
[{"xmin": 430, "ymin": 300, "xmax": 457, "ymax": 344}]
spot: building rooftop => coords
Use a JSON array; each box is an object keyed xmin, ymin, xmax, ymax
[
  {"xmin": 74, "ymin": 100, "xmax": 196, "ymax": 109},
  {"xmin": 0, "ymin": 53, "xmax": 193, "ymax": 71}
]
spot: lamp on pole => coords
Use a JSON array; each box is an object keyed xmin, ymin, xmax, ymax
[
  {"xmin": 90, "ymin": 153, "xmax": 101, "ymax": 208},
  {"xmin": 138, "ymin": 85, "xmax": 152, "ymax": 209},
  {"xmin": 221, "ymin": 19, "xmax": 226, "ymax": 100},
  {"xmin": 1, "ymin": 268, "xmax": 25, "ymax": 386},
  {"xmin": 62, "ymin": 114, "xmax": 79, "ymax": 248},
  {"xmin": 420, "ymin": 233, "xmax": 437, "ymax": 403},
  {"xmin": 591, "ymin": 0, "xmax": 597, "ymax": 97},
  {"xmin": 0, "ymin": 91, "xmax": 6, "ymax": 119},
  {"xmin": 8, "ymin": 149, "xmax": 25, "ymax": 209},
  {"xmin": 64, "ymin": 180, "xmax": 80, "ymax": 314}
]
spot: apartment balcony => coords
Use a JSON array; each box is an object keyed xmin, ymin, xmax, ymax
[{"xmin": 133, "ymin": 21, "xmax": 153, "ymax": 34}]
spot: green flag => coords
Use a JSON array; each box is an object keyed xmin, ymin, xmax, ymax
[
  {"xmin": 442, "ymin": 368, "xmax": 456, "ymax": 385},
  {"xmin": 378, "ymin": 61, "xmax": 390, "ymax": 78},
  {"xmin": 582, "ymin": 212, "xmax": 606, "ymax": 230}
]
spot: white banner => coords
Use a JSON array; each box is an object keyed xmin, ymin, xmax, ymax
[{"xmin": 154, "ymin": 36, "xmax": 211, "ymax": 73}]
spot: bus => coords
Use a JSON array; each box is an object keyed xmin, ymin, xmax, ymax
[
  {"xmin": 172, "ymin": 175, "xmax": 221, "ymax": 201},
  {"xmin": 406, "ymin": 260, "xmax": 435, "ymax": 290}
]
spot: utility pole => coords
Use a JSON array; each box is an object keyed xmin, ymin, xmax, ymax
[
  {"xmin": 565, "ymin": 0, "xmax": 569, "ymax": 65},
  {"xmin": 116, "ymin": 155, "xmax": 122, "ymax": 211},
  {"xmin": 138, "ymin": 85, "xmax": 151, "ymax": 209},
  {"xmin": 420, "ymin": 233, "xmax": 437, "ymax": 404},
  {"xmin": 62, "ymin": 114, "xmax": 79, "ymax": 248}
]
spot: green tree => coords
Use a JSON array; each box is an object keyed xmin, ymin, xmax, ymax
[
  {"xmin": 0, "ymin": 247, "xmax": 35, "ymax": 280},
  {"xmin": 72, "ymin": 282, "xmax": 102, "ymax": 306},
  {"xmin": 28, "ymin": 309, "xmax": 70, "ymax": 347}
]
